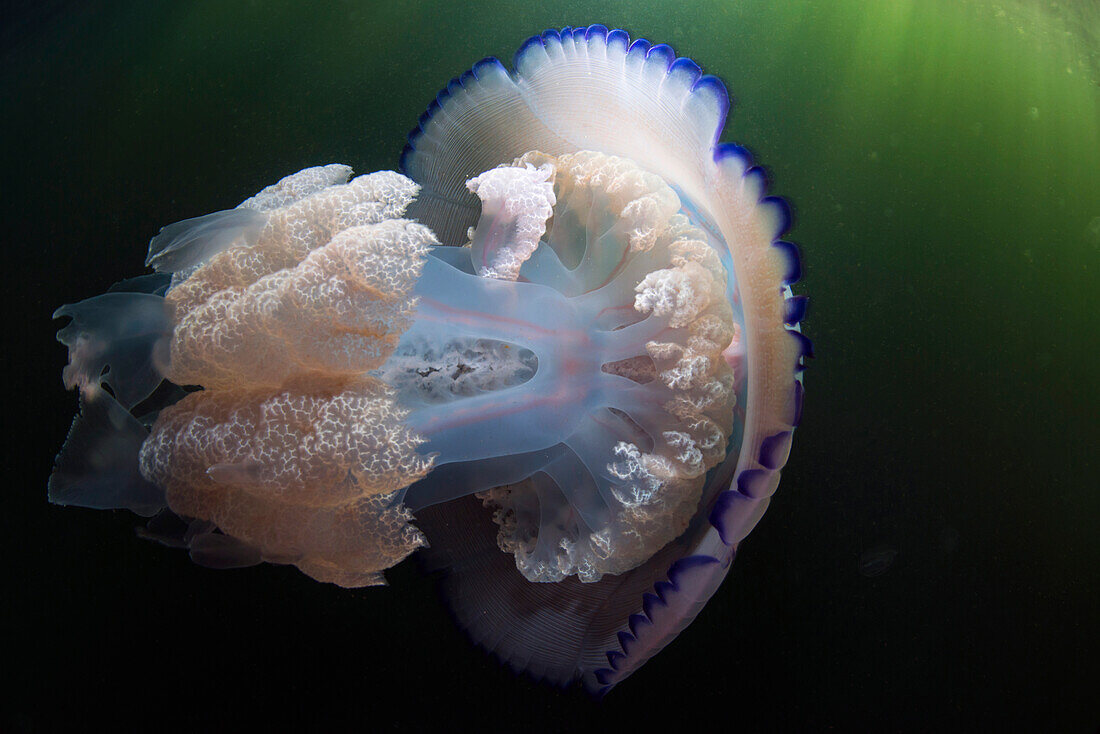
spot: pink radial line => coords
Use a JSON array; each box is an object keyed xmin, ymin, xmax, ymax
[
  {"xmin": 416, "ymin": 297, "xmax": 558, "ymax": 338},
  {"xmin": 416, "ymin": 381, "xmax": 580, "ymax": 433}
]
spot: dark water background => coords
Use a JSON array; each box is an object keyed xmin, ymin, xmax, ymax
[{"xmin": 3, "ymin": 1, "xmax": 1097, "ymax": 730}]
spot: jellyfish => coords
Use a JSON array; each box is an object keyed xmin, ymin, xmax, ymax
[{"xmin": 49, "ymin": 26, "xmax": 809, "ymax": 692}]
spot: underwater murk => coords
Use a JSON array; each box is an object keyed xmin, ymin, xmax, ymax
[{"xmin": 48, "ymin": 25, "xmax": 808, "ymax": 691}]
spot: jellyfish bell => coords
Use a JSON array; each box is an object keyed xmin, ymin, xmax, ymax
[{"xmin": 49, "ymin": 25, "xmax": 809, "ymax": 692}]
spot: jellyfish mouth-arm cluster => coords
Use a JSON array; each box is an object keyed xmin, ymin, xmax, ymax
[
  {"xmin": 51, "ymin": 24, "xmax": 810, "ymax": 692},
  {"xmin": 58, "ymin": 167, "xmax": 442, "ymax": 586},
  {"xmin": 53, "ymin": 151, "xmax": 738, "ymax": 589}
]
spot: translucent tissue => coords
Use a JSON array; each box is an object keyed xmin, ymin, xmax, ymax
[{"xmin": 53, "ymin": 151, "xmax": 740, "ymax": 588}]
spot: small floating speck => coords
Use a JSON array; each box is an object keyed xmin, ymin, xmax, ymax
[
  {"xmin": 859, "ymin": 545, "xmax": 898, "ymax": 577},
  {"xmin": 1086, "ymin": 216, "xmax": 1100, "ymax": 246}
]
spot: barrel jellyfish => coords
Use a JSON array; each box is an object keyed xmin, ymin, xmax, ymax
[{"xmin": 49, "ymin": 26, "xmax": 809, "ymax": 692}]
